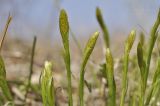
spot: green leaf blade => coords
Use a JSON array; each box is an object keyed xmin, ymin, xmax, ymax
[
  {"xmin": 59, "ymin": 9, "xmax": 69, "ymax": 49},
  {"xmin": 59, "ymin": 9, "xmax": 73, "ymax": 106},
  {"xmin": 79, "ymin": 31, "xmax": 99, "ymax": 106},
  {"xmin": 125, "ymin": 30, "xmax": 136, "ymax": 53},
  {"xmin": 106, "ymin": 48, "xmax": 116, "ymax": 106},
  {"xmin": 120, "ymin": 30, "xmax": 136, "ymax": 106},
  {"xmin": 96, "ymin": 7, "xmax": 110, "ymax": 48},
  {"xmin": 0, "ymin": 56, "xmax": 13, "ymax": 101}
]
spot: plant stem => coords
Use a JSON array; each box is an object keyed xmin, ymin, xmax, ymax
[
  {"xmin": 106, "ymin": 48, "xmax": 116, "ymax": 106},
  {"xmin": 59, "ymin": 9, "xmax": 73, "ymax": 106},
  {"xmin": 0, "ymin": 14, "xmax": 12, "ymax": 52},
  {"xmin": 96, "ymin": 7, "xmax": 110, "ymax": 48},
  {"xmin": 79, "ymin": 32, "xmax": 99, "ymax": 106},
  {"xmin": 120, "ymin": 30, "xmax": 136, "ymax": 106},
  {"xmin": 25, "ymin": 36, "xmax": 37, "ymax": 100},
  {"xmin": 144, "ymin": 9, "xmax": 160, "ymax": 91},
  {"xmin": 120, "ymin": 54, "xmax": 129, "ymax": 106}
]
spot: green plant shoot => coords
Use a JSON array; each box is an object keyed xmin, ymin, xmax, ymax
[
  {"xmin": 0, "ymin": 56, "xmax": 13, "ymax": 101},
  {"xmin": 144, "ymin": 9, "xmax": 160, "ymax": 91},
  {"xmin": 0, "ymin": 13, "xmax": 13, "ymax": 104},
  {"xmin": 140, "ymin": 32, "xmax": 145, "ymax": 46},
  {"xmin": 25, "ymin": 36, "xmax": 37, "ymax": 100},
  {"xmin": 120, "ymin": 30, "xmax": 136, "ymax": 106},
  {"xmin": 137, "ymin": 42, "xmax": 146, "ymax": 106},
  {"xmin": 40, "ymin": 61, "xmax": 55, "ymax": 106},
  {"xmin": 0, "ymin": 14, "xmax": 12, "ymax": 52},
  {"xmin": 105, "ymin": 48, "xmax": 116, "ymax": 106},
  {"xmin": 96, "ymin": 7, "xmax": 110, "ymax": 48},
  {"xmin": 79, "ymin": 31, "xmax": 99, "ymax": 106},
  {"xmin": 145, "ymin": 57, "xmax": 160, "ymax": 105},
  {"xmin": 59, "ymin": 9, "xmax": 73, "ymax": 106}
]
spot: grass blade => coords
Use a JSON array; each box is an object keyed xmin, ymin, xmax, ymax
[
  {"xmin": 150, "ymin": 83, "xmax": 160, "ymax": 106},
  {"xmin": 0, "ymin": 56, "xmax": 13, "ymax": 101},
  {"xmin": 25, "ymin": 36, "xmax": 37, "ymax": 100},
  {"xmin": 105, "ymin": 48, "xmax": 116, "ymax": 106},
  {"xmin": 0, "ymin": 13, "xmax": 13, "ymax": 104},
  {"xmin": 140, "ymin": 32, "xmax": 145, "ymax": 46},
  {"xmin": 59, "ymin": 9, "xmax": 73, "ymax": 106},
  {"xmin": 137, "ymin": 42, "xmax": 146, "ymax": 106},
  {"xmin": 144, "ymin": 9, "xmax": 160, "ymax": 91},
  {"xmin": 0, "ymin": 14, "xmax": 12, "ymax": 52},
  {"xmin": 120, "ymin": 30, "xmax": 136, "ymax": 106},
  {"xmin": 79, "ymin": 32, "xmax": 99, "ymax": 106},
  {"xmin": 145, "ymin": 57, "xmax": 160, "ymax": 105},
  {"xmin": 96, "ymin": 7, "xmax": 110, "ymax": 48}
]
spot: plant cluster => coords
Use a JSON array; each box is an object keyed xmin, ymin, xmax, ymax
[{"xmin": 0, "ymin": 8, "xmax": 159, "ymax": 106}]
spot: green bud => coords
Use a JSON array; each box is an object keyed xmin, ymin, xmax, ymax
[
  {"xmin": 125, "ymin": 30, "xmax": 136, "ymax": 53},
  {"xmin": 41, "ymin": 61, "xmax": 55, "ymax": 106},
  {"xmin": 83, "ymin": 31, "xmax": 99, "ymax": 67},
  {"xmin": 106, "ymin": 48, "xmax": 113, "ymax": 72},
  {"xmin": 59, "ymin": 9, "xmax": 69, "ymax": 46},
  {"xmin": 137, "ymin": 42, "xmax": 143, "ymax": 68}
]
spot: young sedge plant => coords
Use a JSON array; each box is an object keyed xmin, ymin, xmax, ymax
[
  {"xmin": 70, "ymin": 29, "xmax": 96, "ymax": 93},
  {"xmin": 144, "ymin": 9, "xmax": 160, "ymax": 92},
  {"xmin": 0, "ymin": 56, "xmax": 13, "ymax": 101},
  {"xmin": 137, "ymin": 9, "xmax": 160, "ymax": 106},
  {"xmin": 120, "ymin": 30, "xmax": 136, "ymax": 106},
  {"xmin": 40, "ymin": 61, "xmax": 55, "ymax": 106},
  {"xmin": 0, "ymin": 14, "xmax": 13, "ymax": 102},
  {"xmin": 79, "ymin": 32, "xmax": 99, "ymax": 106},
  {"xmin": 96, "ymin": 7, "xmax": 111, "ymax": 104},
  {"xmin": 137, "ymin": 42, "xmax": 146, "ymax": 106},
  {"xmin": 59, "ymin": 9, "xmax": 73, "ymax": 106},
  {"xmin": 105, "ymin": 48, "xmax": 116, "ymax": 106},
  {"xmin": 145, "ymin": 57, "xmax": 160, "ymax": 105},
  {"xmin": 96, "ymin": 7, "xmax": 110, "ymax": 48}
]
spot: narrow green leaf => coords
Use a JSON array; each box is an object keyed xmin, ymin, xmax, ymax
[
  {"xmin": 140, "ymin": 32, "xmax": 145, "ymax": 46},
  {"xmin": 59, "ymin": 9, "xmax": 69, "ymax": 50},
  {"xmin": 79, "ymin": 31, "xmax": 99, "ymax": 106},
  {"xmin": 106, "ymin": 49, "xmax": 113, "ymax": 71},
  {"xmin": 106, "ymin": 48, "xmax": 116, "ymax": 106},
  {"xmin": 83, "ymin": 32, "xmax": 99, "ymax": 66},
  {"xmin": 150, "ymin": 82, "xmax": 160, "ymax": 106},
  {"xmin": 125, "ymin": 30, "xmax": 136, "ymax": 53},
  {"xmin": 0, "ymin": 56, "xmax": 13, "ymax": 101},
  {"xmin": 120, "ymin": 30, "xmax": 136, "ymax": 106},
  {"xmin": 144, "ymin": 8, "xmax": 160, "ymax": 92},
  {"xmin": 59, "ymin": 9, "xmax": 73, "ymax": 106},
  {"xmin": 96, "ymin": 7, "xmax": 110, "ymax": 48},
  {"xmin": 137, "ymin": 42, "xmax": 146, "ymax": 106},
  {"xmin": 137, "ymin": 43, "xmax": 143, "ymax": 69},
  {"xmin": 137, "ymin": 42, "xmax": 146, "ymax": 78},
  {"xmin": 145, "ymin": 57, "xmax": 160, "ymax": 106},
  {"xmin": 152, "ymin": 58, "xmax": 160, "ymax": 83},
  {"xmin": 0, "ymin": 14, "xmax": 12, "ymax": 52},
  {"xmin": 0, "ymin": 14, "xmax": 13, "ymax": 104},
  {"xmin": 25, "ymin": 36, "xmax": 37, "ymax": 100}
]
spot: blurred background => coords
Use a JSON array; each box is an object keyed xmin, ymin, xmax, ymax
[
  {"xmin": 0, "ymin": 1, "xmax": 159, "ymax": 105},
  {"xmin": 0, "ymin": 0, "xmax": 159, "ymax": 40}
]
